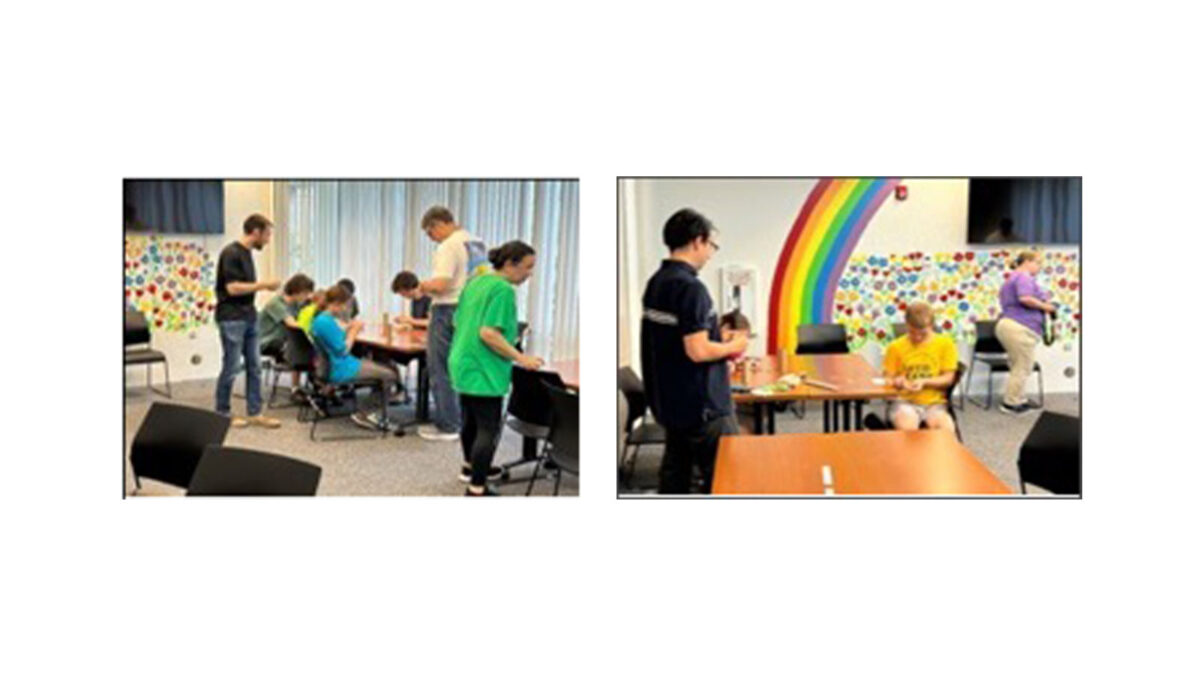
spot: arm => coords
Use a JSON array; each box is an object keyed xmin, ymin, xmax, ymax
[
  {"xmin": 683, "ymin": 330, "xmax": 748, "ymax": 363},
  {"xmin": 1015, "ymin": 275, "xmax": 1055, "ymax": 312},
  {"xmin": 226, "ymin": 280, "xmax": 278, "ymax": 296},
  {"xmin": 480, "ymin": 326, "xmax": 542, "ymax": 369},
  {"xmin": 1019, "ymin": 294, "xmax": 1056, "ymax": 312},
  {"xmin": 344, "ymin": 320, "xmax": 364, "ymax": 347},
  {"xmin": 420, "ymin": 277, "xmax": 452, "ymax": 295}
]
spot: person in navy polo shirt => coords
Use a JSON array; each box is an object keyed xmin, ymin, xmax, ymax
[{"xmin": 641, "ymin": 208, "xmax": 748, "ymax": 494}]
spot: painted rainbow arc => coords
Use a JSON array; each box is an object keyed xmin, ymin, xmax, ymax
[{"xmin": 767, "ymin": 177, "xmax": 900, "ymax": 354}]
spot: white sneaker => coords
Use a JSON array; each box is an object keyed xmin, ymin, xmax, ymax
[{"xmin": 417, "ymin": 425, "xmax": 460, "ymax": 442}]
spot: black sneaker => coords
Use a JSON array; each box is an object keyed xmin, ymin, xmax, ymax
[
  {"xmin": 464, "ymin": 485, "xmax": 500, "ymax": 496},
  {"xmin": 458, "ymin": 466, "xmax": 508, "ymax": 483},
  {"xmin": 999, "ymin": 402, "xmax": 1032, "ymax": 415}
]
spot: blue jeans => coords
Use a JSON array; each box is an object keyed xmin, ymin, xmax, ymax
[
  {"xmin": 216, "ymin": 319, "xmax": 262, "ymax": 417},
  {"xmin": 427, "ymin": 304, "xmax": 461, "ymax": 433}
]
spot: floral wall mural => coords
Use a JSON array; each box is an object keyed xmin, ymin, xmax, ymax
[
  {"xmin": 124, "ymin": 235, "xmax": 217, "ymax": 333},
  {"xmin": 833, "ymin": 249, "xmax": 1080, "ymax": 351}
]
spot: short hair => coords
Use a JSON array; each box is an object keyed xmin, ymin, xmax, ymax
[
  {"xmin": 663, "ymin": 208, "xmax": 714, "ymax": 251},
  {"xmin": 488, "ymin": 240, "xmax": 536, "ymax": 269},
  {"xmin": 421, "ymin": 206, "xmax": 455, "ymax": 231},
  {"xmin": 283, "ymin": 273, "xmax": 315, "ymax": 296},
  {"xmin": 243, "ymin": 213, "xmax": 273, "ymax": 235},
  {"xmin": 1013, "ymin": 250, "xmax": 1039, "ymax": 269},
  {"xmin": 719, "ymin": 310, "xmax": 751, "ymax": 332},
  {"xmin": 336, "ymin": 278, "xmax": 356, "ymax": 295},
  {"xmin": 905, "ymin": 301, "xmax": 934, "ymax": 328},
  {"xmin": 391, "ymin": 271, "xmax": 420, "ymax": 293}
]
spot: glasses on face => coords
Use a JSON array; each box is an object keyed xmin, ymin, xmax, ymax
[{"xmin": 708, "ymin": 240, "xmax": 720, "ymax": 252}]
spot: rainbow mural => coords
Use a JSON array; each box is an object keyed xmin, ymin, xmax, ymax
[{"xmin": 767, "ymin": 178, "xmax": 901, "ymax": 354}]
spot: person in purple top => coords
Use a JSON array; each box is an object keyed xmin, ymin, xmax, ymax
[{"xmin": 995, "ymin": 250, "xmax": 1057, "ymax": 415}]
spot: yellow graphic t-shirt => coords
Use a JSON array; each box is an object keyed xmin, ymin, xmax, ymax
[{"xmin": 883, "ymin": 333, "xmax": 958, "ymax": 406}]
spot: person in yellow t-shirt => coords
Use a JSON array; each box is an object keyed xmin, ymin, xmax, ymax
[
  {"xmin": 882, "ymin": 301, "xmax": 958, "ymax": 433},
  {"xmin": 296, "ymin": 289, "xmax": 324, "ymax": 335}
]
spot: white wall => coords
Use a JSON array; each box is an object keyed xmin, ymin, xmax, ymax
[
  {"xmin": 125, "ymin": 181, "xmax": 275, "ymax": 387},
  {"xmin": 621, "ymin": 178, "xmax": 1081, "ymax": 395}
]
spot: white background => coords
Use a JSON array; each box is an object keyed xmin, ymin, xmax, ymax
[{"xmin": 3, "ymin": 1, "xmax": 1197, "ymax": 674}]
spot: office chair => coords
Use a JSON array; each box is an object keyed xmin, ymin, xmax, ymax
[
  {"xmin": 187, "ymin": 445, "xmax": 322, "ymax": 496},
  {"xmin": 129, "ymin": 402, "xmax": 231, "ymax": 493},
  {"xmin": 966, "ymin": 320, "xmax": 1044, "ymax": 410},
  {"xmin": 1017, "ymin": 411, "xmax": 1081, "ymax": 495},
  {"xmin": 617, "ymin": 367, "xmax": 666, "ymax": 488},
  {"xmin": 124, "ymin": 308, "xmax": 171, "ymax": 398},
  {"xmin": 527, "ymin": 382, "xmax": 579, "ymax": 496}
]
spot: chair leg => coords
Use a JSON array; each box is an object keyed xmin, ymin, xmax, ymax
[
  {"xmin": 1020, "ymin": 480, "xmax": 1027, "ymax": 494},
  {"xmin": 553, "ymin": 468, "xmax": 562, "ymax": 496},
  {"xmin": 1036, "ymin": 366, "xmax": 1045, "ymax": 407},
  {"xmin": 163, "ymin": 360, "xmax": 171, "ymax": 399},
  {"xmin": 984, "ymin": 366, "xmax": 994, "ymax": 410},
  {"xmin": 526, "ymin": 455, "xmax": 545, "ymax": 496}
]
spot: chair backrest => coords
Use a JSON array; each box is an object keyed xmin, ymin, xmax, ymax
[
  {"xmin": 515, "ymin": 321, "xmax": 530, "ymax": 352},
  {"xmin": 285, "ymin": 325, "xmax": 316, "ymax": 373},
  {"xmin": 945, "ymin": 362, "xmax": 967, "ymax": 403},
  {"xmin": 973, "ymin": 320, "xmax": 1005, "ymax": 354},
  {"xmin": 544, "ymin": 382, "xmax": 580, "ymax": 474},
  {"xmin": 130, "ymin": 403, "xmax": 232, "ymax": 489},
  {"xmin": 125, "ymin": 308, "xmax": 151, "ymax": 346},
  {"xmin": 1017, "ymin": 411, "xmax": 1081, "ymax": 495},
  {"xmin": 795, "ymin": 323, "xmax": 849, "ymax": 354},
  {"xmin": 892, "ymin": 322, "xmax": 908, "ymax": 339},
  {"xmin": 507, "ymin": 367, "xmax": 565, "ymax": 427},
  {"xmin": 617, "ymin": 366, "xmax": 647, "ymax": 432},
  {"xmin": 187, "ymin": 445, "xmax": 322, "ymax": 496}
]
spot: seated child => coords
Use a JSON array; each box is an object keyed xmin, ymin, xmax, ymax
[
  {"xmin": 390, "ymin": 271, "xmax": 431, "ymax": 329},
  {"xmin": 336, "ymin": 278, "xmax": 360, "ymax": 321},
  {"xmin": 258, "ymin": 273, "xmax": 315, "ymax": 393},
  {"xmin": 309, "ymin": 285, "xmax": 399, "ymax": 431},
  {"xmin": 881, "ymin": 302, "xmax": 958, "ymax": 433},
  {"xmin": 296, "ymin": 289, "xmax": 324, "ymax": 335}
]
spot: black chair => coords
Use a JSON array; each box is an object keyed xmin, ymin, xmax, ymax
[
  {"xmin": 501, "ymin": 368, "xmax": 566, "ymax": 478},
  {"xmin": 1017, "ymin": 412, "xmax": 1081, "ymax": 495},
  {"xmin": 300, "ymin": 327, "xmax": 391, "ymax": 441},
  {"xmin": 795, "ymin": 323, "xmax": 850, "ymax": 422},
  {"xmin": 515, "ymin": 321, "xmax": 530, "ymax": 352},
  {"xmin": 129, "ymin": 403, "xmax": 231, "ymax": 492},
  {"xmin": 527, "ymin": 382, "xmax": 579, "ymax": 496},
  {"xmin": 125, "ymin": 309, "xmax": 171, "ymax": 398},
  {"xmin": 966, "ymin": 320, "xmax": 1044, "ymax": 410},
  {"xmin": 795, "ymin": 323, "xmax": 850, "ymax": 354},
  {"xmin": 617, "ymin": 367, "xmax": 666, "ymax": 488},
  {"xmin": 862, "ymin": 362, "xmax": 966, "ymax": 442},
  {"xmin": 187, "ymin": 445, "xmax": 322, "ymax": 496}
]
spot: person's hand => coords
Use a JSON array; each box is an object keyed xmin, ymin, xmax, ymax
[
  {"xmin": 891, "ymin": 376, "xmax": 906, "ymax": 389},
  {"xmin": 393, "ymin": 315, "xmax": 414, "ymax": 330},
  {"xmin": 348, "ymin": 319, "xmax": 365, "ymax": 332},
  {"xmin": 904, "ymin": 378, "xmax": 924, "ymax": 392},
  {"xmin": 727, "ymin": 331, "xmax": 749, "ymax": 353},
  {"xmin": 515, "ymin": 354, "xmax": 545, "ymax": 370},
  {"xmin": 261, "ymin": 279, "xmax": 281, "ymax": 292}
]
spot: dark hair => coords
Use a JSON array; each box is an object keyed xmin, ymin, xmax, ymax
[
  {"xmin": 488, "ymin": 240, "xmax": 536, "ymax": 269},
  {"xmin": 421, "ymin": 206, "xmax": 455, "ymax": 231},
  {"xmin": 719, "ymin": 310, "xmax": 751, "ymax": 331},
  {"xmin": 283, "ymin": 273, "xmax": 315, "ymax": 296},
  {"xmin": 663, "ymin": 208, "xmax": 714, "ymax": 251},
  {"xmin": 317, "ymin": 285, "xmax": 351, "ymax": 314},
  {"xmin": 391, "ymin": 271, "xmax": 420, "ymax": 293},
  {"xmin": 336, "ymin": 278, "xmax": 356, "ymax": 295},
  {"xmin": 243, "ymin": 213, "xmax": 273, "ymax": 235}
]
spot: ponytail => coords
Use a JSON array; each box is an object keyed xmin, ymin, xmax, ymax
[{"xmin": 488, "ymin": 240, "xmax": 536, "ymax": 270}]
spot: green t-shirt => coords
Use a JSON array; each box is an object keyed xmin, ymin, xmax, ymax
[
  {"xmin": 449, "ymin": 273, "xmax": 518, "ymax": 397},
  {"xmin": 257, "ymin": 294, "xmax": 297, "ymax": 347}
]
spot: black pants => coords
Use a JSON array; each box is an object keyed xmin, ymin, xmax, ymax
[
  {"xmin": 659, "ymin": 414, "xmax": 737, "ymax": 495},
  {"xmin": 460, "ymin": 394, "xmax": 504, "ymax": 487}
]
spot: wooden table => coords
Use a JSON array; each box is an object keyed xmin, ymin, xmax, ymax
[
  {"xmin": 354, "ymin": 325, "xmax": 429, "ymax": 421},
  {"xmin": 731, "ymin": 353, "xmax": 899, "ymax": 434},
  {"xmin": 545, "ymin": 359, "xmax": 579, "ymax": 389},
  {"xmin": 712, "ymin": 430, "xmax": 1012, "ymax": 495}
]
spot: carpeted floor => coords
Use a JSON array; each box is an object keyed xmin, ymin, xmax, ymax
[
  {"xmin": 619, "ymin": 392, "xmax": 1080, "ymax": 495},
  {"xmin": 124, "ymin": 378, "xmax": 578, "ymax": 497}
]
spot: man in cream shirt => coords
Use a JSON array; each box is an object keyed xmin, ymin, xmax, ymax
[{"xmin": 416, "ymin": 206, "xmax": 488, "ymax": 441}]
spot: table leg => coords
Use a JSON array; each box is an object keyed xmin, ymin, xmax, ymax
[
  {"xmin": 823, "ymin": 401, "xmax": 831, "ymax": 433},
  {"xmin": 767, "ymin": 404, "xmax": 776, "ymax": 435},
  {"xmin": 754, "ymin": 403, "xmax": 764, "ymax": 435},
  {"xmin": 854, "ymin": 400, "xmax": 864, "ymax": 430},
  {"xmin": 841, "ymin": 401, "xmax": 851, "ymax": 432}
]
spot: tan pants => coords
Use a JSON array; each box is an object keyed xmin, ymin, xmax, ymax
[{"xmin": 995, "ymin": 317, "xmax": 1039, "ymax": 407}]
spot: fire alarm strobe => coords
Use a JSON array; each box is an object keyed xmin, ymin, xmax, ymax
[{"xmin": 895, "ymin": 184, "xmax": 908, "ymax": 201}]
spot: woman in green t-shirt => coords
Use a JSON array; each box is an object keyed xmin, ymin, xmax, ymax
[{"xmin": 449, "ymin": 240, "xmax": 544, "ymax": 496}]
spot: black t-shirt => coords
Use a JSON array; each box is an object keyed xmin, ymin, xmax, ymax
[
  {"xmin": 215, "ymin": 241, "xmax": 257, "ymax": 322},
  {"xmin": 411, "ymin": 296, "xmax": 431, "ymax": 320},
  {"xmin": 640, "ymin": 259, "xmax": 732, "ymax": 429}
]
